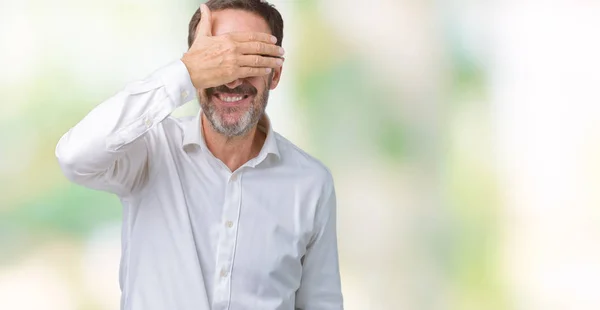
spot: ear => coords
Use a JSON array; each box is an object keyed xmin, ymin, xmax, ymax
[{"xmin": 269, "ymin": 61, "xmax": 283, "ymax": 90}]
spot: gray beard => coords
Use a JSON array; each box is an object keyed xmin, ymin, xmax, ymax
[{"xmin": 201, "ymin": 91, "xmax": 269, "ymax": 137}]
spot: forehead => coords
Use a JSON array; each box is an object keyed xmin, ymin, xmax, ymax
[{"xmin": 211, "ymin": 9, "xmax": 271, "ymax": 36}]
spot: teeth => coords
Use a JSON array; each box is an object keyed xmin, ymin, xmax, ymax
[{"xmin": 220, "ymin": 95, "xmax": 243, "ymax": 102}]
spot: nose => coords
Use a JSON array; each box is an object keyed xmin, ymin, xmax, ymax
[{"xmin": 225, "ymin": 79, "xmax": 243, "ymax": 89}]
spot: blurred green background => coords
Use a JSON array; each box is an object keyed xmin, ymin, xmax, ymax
[{"xmin": 2, "ymin": 0, "xmax": 600, "ymax": 309}]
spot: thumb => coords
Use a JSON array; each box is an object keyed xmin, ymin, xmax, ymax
[{"xmin": 197, "ymin": 4, "xmax": 213, "ymax": 37}]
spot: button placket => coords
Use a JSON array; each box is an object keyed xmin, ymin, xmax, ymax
[{"xmin": 212, "ymin": 171, "xmax": 243, "ymax": 307}]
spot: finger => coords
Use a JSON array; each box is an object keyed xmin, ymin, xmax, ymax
[
  {"xmin": 225, "ymin": 32, "xmax": 278, "ymax": 44},
  {"xmin": 197, "ymin": 4, "xmax": 212, "ymax": 37},
  {"xmin": 236, "ymin": 67, "xmax": 273, "ymax": 79},
  {"xmin": 237, "ymin": 41, "xmax": 285, "ymax": 57},
  {"xmin": 237, "ymin": 55, "xmax": 283, "ymax": 68}
]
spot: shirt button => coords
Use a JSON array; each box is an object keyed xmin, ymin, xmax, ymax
[
  {"xmin": 230, "ymin": 174, "xmax": 237, "ymax": 182},
  {"xmin": 144, "ymin": 118, "xmax": 152, "ymax": 128},
  {"xmin": 226, "ymin": 221, "xmax": 233, "ymax": 228},
  {"xmin": 181, "ymin": 90, "xmax": 189, "ymax": 99},
  {"xmin": 220, "ymin": 269, "xmax": 228, "ymax": 277}
]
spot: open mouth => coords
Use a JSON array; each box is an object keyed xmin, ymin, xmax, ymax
[{"xmin": 213, "ymin": 93, "xmax": 252, "ymax": 105}]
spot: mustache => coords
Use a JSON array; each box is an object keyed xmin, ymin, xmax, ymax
[{"xmin": 205, "ymin": 83, "xmax": 257, "ymax": 97}]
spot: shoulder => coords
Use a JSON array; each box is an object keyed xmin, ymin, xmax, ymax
[{"xmin": 274, "ymin": 132, "xmax": 334, "ymax": 188}]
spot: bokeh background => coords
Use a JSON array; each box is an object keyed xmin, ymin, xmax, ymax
[{"xmin": 2, "ymin": 0, "xmax": 600, "ymax": 309}]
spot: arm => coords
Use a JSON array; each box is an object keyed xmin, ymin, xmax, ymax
[
  {"xmin": 56, "ymin": 4, "xmax": 283, "ymax": 196},
  {"xmin": 55, "ymin": 60, "xmax": 196, "ymax": 196},
  {"xmin": 295, "ymin": 177, "xmax": 343, "ymax": 310}
]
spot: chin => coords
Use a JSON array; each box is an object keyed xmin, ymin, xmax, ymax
[
  {"xmin": 210, "ymin": 111, "xmax": 254, "ymax": 136},
  {"xmin": 216, "ymin": 110, "xmax": 245, "ymax": 124}
]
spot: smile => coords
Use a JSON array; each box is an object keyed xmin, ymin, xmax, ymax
[{"xmin": 214, "ymin": 93, "xmax": 252, "ymax": 105}]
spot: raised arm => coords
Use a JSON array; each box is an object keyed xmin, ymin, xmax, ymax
[
  {"xmin": 56, "ymin": 4, "xmax": 284, "ymax": 196},
  {"xmin": 55, "ymin": 60, "xmax": 195, "ymax": 196}
]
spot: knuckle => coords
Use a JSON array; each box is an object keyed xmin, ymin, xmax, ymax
[
  {"xmin": 254, "ymin": 56, "xmax": 261, "ymax": 66},
  {"xmin": 219, "ymin": 34, "xmax": 233, "ymax": 46},
  {"xmin": 223, "ymin": 55, "xmax": 236, "ymax": 66},
  {"xmin": 224, "ymin": 41, "xmax": 237, "ymax": 53},
  {"xmin": 255, "ymin": 42, "xmax": 262, "ymax": 53}
]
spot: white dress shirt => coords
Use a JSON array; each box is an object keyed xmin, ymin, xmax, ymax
[{"xmin": 55, "ymin": 60, "xmax": 343, "ymax": 310}]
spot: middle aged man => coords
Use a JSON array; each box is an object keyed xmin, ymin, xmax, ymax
[{"xmin": 56, "ymin": 1, "xmax": 343, "ymax": 309}]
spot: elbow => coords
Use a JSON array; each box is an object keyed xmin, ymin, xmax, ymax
[
  {"xmin": 55, "ymin": 132, "xmax": 92, "ymax": 183},
  {"xmin": 56, "ymin": 155, "xmax": 83, "ymax": 184}
]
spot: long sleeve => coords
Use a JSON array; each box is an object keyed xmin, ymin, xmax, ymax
[
  {"xmin": 56, "ymin": 60, "xmax": 196, "ymax": 196},
  {"xmin": 295, "ymin": 177, "xmax": 344, "ymax": 310}
]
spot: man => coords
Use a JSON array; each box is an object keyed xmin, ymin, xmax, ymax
[{"xmin": 55, "ymin": 1, "xmax": 343, "ymax": 309}]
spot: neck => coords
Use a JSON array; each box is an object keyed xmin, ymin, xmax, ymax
[{"xmin": 201, "ymin": 113, "xmax": 266, "ymax": 172}]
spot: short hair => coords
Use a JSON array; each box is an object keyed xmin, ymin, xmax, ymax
[{"xmin": 187, "ymin": 0, "xmax": 284, "ymax": 48}]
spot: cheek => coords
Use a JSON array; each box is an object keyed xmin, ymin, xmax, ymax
[{"xmin": 246, "ymin": 76, "xmax": 270, "ymax": 91}]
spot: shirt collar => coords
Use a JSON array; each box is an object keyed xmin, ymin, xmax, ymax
[{"xmin": 182, "ymin": 111, "xmax": 281, "ymax": 162}]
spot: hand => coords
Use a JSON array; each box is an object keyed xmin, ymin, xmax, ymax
[{"xmin": 181, "ymin": 4, "xmax": 285, "ymax": 89}]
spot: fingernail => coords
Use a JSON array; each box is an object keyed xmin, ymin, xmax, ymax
[
  {"xmin": 279, "ymin": 47, "xmax": 285, "ymax": 55},
  {"xmin": 271, "ymin": 36, "xmax": 277, "ymax": 43},
  {"xmin": 276, "ymin": 59, "xmax": 283, "ymax": 66},
  {"xmin": 265, "ymin": 68, "xmax": 272, "ymax": 73}
]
